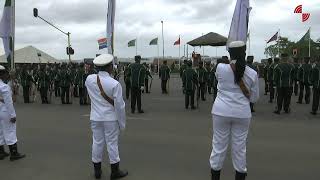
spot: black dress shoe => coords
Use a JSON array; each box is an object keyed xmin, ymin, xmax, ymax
[
  {"xmin": 9, "ymin": 144, "xmax": 26, "ymax": 161},
  {"xmin": 310, "ymin": 111, "xmax": 317, "ymax": 115},
  {"xmin": 0, "ymin": 146, "xmax": 9, "ymax": 160},
  {"xmin": 138, "ymin": 110, "xmax": 144, "ymax": 114},
  {"xmin": 110, "ymin": 162, "xmax": 128, "ymax": 180},
  {"xmin": 93, "ymin": 162, "xmax": 102, "ymax": 179},
  {"xmin": 211, "ymin": 169, "xmax": 221, "ymax": 180},
  {"xmin": 273, "ymin": 110, "xmax": 280, "ymax": 115},
  {"xmin": 296, "ymin": 101, "xmax": 302, "ymax": 104},
  {"xmin": 235, "ymin": 171, "xmax": 247, "ymax": 180}
]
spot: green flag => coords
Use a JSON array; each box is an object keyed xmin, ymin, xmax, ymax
[
  {"xmin": 128, "ymin": 39, "xmax": 136, "ymax": 47},
  {"xmin": 149, "ymin": 38, "xmax": 158, "ymax": 45},
  {"xmin": 298, "ymin": 28, "xmax": 310, "ymax": 43}
]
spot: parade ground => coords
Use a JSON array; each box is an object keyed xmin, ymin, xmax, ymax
[{"xmin": 0, "ymin": 75, "xmax": 319, "ymax": 180}]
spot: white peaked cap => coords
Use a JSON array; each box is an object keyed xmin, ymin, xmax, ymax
[
  {"xmin": 229, "ymin": 41, "xmax": 246, "ymax": 48},
  {"xmin": 93, "ymin": 54, "xmax": 114, "ymax": 66},
  {"xmin": 0, "ymin": 65, "xmax": 6, "ymax": 70}
]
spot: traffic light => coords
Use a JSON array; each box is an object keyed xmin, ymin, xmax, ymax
[
  {"xmin": 66, "ymin": 47, "xmax": 74, "ymax": 55},
  {"xmin": 33, "ymin": 8, "xmax": 38, "ymax": 17}
]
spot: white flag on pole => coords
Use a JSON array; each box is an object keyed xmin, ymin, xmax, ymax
[
  {"xmin": 227, "ymin": 0, "xmax": 251, "ymax": 49},
  {"xmin": 106, "ymin": 0, "xmax": 116, "ymax": 55},
  {"xmin": 0, "ymin": 0, "xmax": 13, "ymax": 64}
]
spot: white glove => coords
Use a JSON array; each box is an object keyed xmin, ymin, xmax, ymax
[{"xmin": 140, "ymin": 86, "xmax": 144, "ymax": 91}]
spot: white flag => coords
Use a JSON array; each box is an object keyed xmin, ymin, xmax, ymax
[
  {"xmin": 227, "ymin": 0, "xmax": 251, "ymax": 48},
  {"xmin": 106, "ymin": 0, "xmax": 116, "ymax": 55},
  {"xmin": 0, "ymin": 0, "xmax": 14, "ymax": 64}
]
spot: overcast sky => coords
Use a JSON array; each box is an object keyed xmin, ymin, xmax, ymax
[{"xmin": 0, "ymin": 0, "xmax": 319, "ymax": 61}]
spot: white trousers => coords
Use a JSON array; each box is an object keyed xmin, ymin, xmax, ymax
[
  {"xmin": 0, "ymin": 111, "xmax": 17, "ymax": 146},
  {"xmin": 209, "ymin": 115, "xmax": 250, "ymax": 173},
  {"xmin": 91, "ymin": 121, "xmax": 120, "ymax": 164}
]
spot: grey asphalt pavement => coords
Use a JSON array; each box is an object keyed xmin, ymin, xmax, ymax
[{"xmin": 0, "ymin": 75, "xmax": 319, "ymax": 180}]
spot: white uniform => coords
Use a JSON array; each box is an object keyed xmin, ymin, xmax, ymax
[
  {"xmin": 85, "ymin": 71, "xmax": 126, "ymax": 164},
  {"xmin": 0, "ymin": 80, "xmax": 17, "ymax": 146},
  {"xmin": 210, "ymin": 63, "xmax": 259, "ymax": 173}
]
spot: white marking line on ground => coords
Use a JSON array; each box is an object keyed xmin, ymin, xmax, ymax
[{"xmin": 81, "ymin": 114, "xmax": 151, "ymax": 121}]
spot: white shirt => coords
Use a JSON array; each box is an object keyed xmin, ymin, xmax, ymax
[
  {"xmin": 85, "ymin": 71, "xmax": 126, "ymax": 129},
  {"xmin": 0, "ymin": 80, "xmax": 16, "ymax": 119},
  {"xmin": 212, "ymin": 63, "xmax": 259, "ymax": 118}
]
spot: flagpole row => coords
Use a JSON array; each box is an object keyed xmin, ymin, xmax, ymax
[
  {"xmin": 309, "ymin": 27, "xmax": 311, "ymax": 57},
  {"xmin": 12, "ymin": 0, "xmax": 15, "ymax": 70}
]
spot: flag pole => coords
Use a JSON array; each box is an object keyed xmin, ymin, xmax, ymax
[
  {"xmin": 265, "ymin": 40, "xmax": 268, "ymax": 58},
  {"xmin": 179, "ymin": 35, "xmax": 181, "ymax": 68},
  {"xmin": 309, "ymin": 27, "xmax": 311, "ymax": 57},
  {"xmin": 11, "ymin": 0, "xmax": 15, "ymax": 70},
  {"xmin": 161, "ymin": 21, "xmax": 164, "ymax": 60},
  {"xmin": 277, "ymin": 29, "xmax": 280, "ymax": 58},
  {"xmin": 157, "ymin": 39, "xmax": 160, "ymax": 73},
  {"xmin": 135, "ymin": 38, "xmax": 138, "ymax": 56}
]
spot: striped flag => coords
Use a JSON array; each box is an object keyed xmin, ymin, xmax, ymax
[
  {"xmin": 98, "ymin": 38, "xmax": 108, "ymax": 50},
  {"xmin": 106, "ymin": 0, "xmax": 116, "ymax": 54},
  {"xmin": 0, "ymin": 0, "xmax": 14, "ymax": 66},
  {"xmin": 174, "ymin": 37, "xmax": 180, "ymax": 45},
  {"xmin": 267, "ymin": 31, "xmax": 279, "ymax": 43},
  {"xmin": 227, "ymin": 0, "xmax": 251, "ymax": 48}
]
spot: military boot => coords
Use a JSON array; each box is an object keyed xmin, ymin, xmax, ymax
[
  {"xmin": 235, "ymin": 171, "xmax": 247, "ymax": 180},
  {"xmin": 9, "ymin": 143, "xmax": 26, "ymax": 161},
  {"xmin": 93, "ymin": 162, "xmax": 102, "ymax": 179},
  {"xmin": 0, "ymin": 145, "xmax": 9, "ymax": 160},
  {"xmin": 211, "ymin": 169, "xmax": 221, "ymax": 180},
  {"xmin": 110, "ymin": 162, "xmax": 128, "ymax": 180}
]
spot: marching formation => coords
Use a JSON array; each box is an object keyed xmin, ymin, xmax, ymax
[{"xmin": 263, "ymin": 55, "xmax": 320, "ymax": 115}]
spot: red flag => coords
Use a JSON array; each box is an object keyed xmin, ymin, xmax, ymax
[{"xmin": 174, "ymin": 37, "xmax": 180, "ymax": 45}]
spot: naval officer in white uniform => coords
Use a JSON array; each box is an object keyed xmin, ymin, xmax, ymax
[
  {"xmin": 209, "ymin": 41, "xmax": 259, "ymax": 180},
  {"xmin": 0, "ymin": 65, "xmax": 26, "ymax": 161},
  {"xmin": 85, "ymin": 54, "xmax": 128, "ymax": 180}
]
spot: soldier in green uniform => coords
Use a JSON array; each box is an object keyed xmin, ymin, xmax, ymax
[
  {"xmin": 75, "ymin": 63, "xmax": 87, "ymax": 105},
  {"xmin": 37, "ymin": 65, "xmax": 50, "ymax": 104},
  {"xmin": 57, "ymin": 64, "xmax": 72, "ymax": 104},
  {"xmin": 205, "ymin": 62, "xmax": 213, "ymax": 94},
  {"xmin": 20, "ymin": 65, "xmax": 33, "ymax": 103},
  {"xmin": 159, "ymin": 61, "xmax": 170, "ymax": 94},
  {"xmin": 182, "ymin": 61, "xmax": 198, "ymax": 109},
  {"xmin": 268, "ymin": 58, "xmax": 279, "ymax": 103},
  {"xmin": 297, "ymin": 57, "xmax": 312, "ymax": 104},
  {"xmin": 53, "ymin": 64, "xmax": 61, "ymax": 97},
  {"xmin": 263, "ymin": 58, "xmax": 272, "ymax": 95},
  {"xmin": 124, "ymin": 64, "xmax": 131, "ymax": 100},
  {"xmin": 273, "ymin": 54, "xmax": 295, "ymax": 114},
  {"xmin": 144, "ymin": 64, "xmax": 153, "ymax": 94},
  {"xmin": 310, "ymin": 57, "xmax": 320, "ymax": 115},
  {"xmin": 292, "ymin": 58, "xmax": 300, "ymax": 96},
  {"xmin": 127, "ymin": 56, "xmax": 145, "ymax": 113},
  {"xmin": 196, "ymin": 61, "xmax": 207, "ymax": 101},
  {"xmin": 180, "ymin": 60, "xmax": 188, "ymax": 79},
  {"xmin": 247, "ymin": 56, "xmax": 258, "ymax": 112}
]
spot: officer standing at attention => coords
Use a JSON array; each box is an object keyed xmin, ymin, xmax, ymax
[
  {"xmin": 205, "ymin": 62, "xmax": 213, "ymax": 94},
  {"xmin": 209, "ymin": 41, "xmax": 259, "ymax": 180},
  {"xmin": 0, "ymin": 65, "xmax": 26, "ymax": 161},
  {"xmin": 159, "ymin": 60, "xmax": 170, "ymax": 94},
  {"xmin": 292, "ymin": 58, "xmax": 300, "ymax": 96},
  {"xmin": 310, "ymin": 57, "xmax": 320, "ymax": 115},
  {"xmin": 273, "ymin": 53, "xmax": 295, "ymax": 114},
  {"xmin": 85, "ymin": 54, "xmax": 128, "ymax": 180},
  {"xmin": 182, "ymin": 61, "xmax": 198, "ymax": 109},
  {"xmin": 76, "ymin": 63, "xmax": 88, "ymax": 105},
  {"xmin": 196, "ymin": 61, "xmax": 208, "ymax": 101},
  {"xmin": 123, "ymin": 64, "xmax": 131, "ymax": 100},
  {"xmin": 37, "ymin": 65, "xmax": 50, "ymax": 104},
  {"xmin": 58, "ymin": 64, "xmax": 72, "ymax": 104},
  {"xmin": 263, "ymin": 59, "xmax": 272, "ymax": 95},
  {"xmin": 268, "ymin": 58, "xmax": 279, "ymax": 103},
  {"xmin": 246, "ymin": 56, "xmax": 258, "ymax": 112},
  {"xmin": 180, "ymin": 60, "xmax": 188, "ymax": 94},
  {"xmin": 20, "ymin": 65, "xmax": 32, "ymax": 103},
  {"xmin": 127, "ymin": 56, "xmax": 145, "ymax": 114},
  {"xmin": 297, "ymin": 57, "xmax": 312, "ymax": 104}
]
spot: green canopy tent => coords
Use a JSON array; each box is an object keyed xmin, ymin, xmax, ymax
[{"xmin": 187, "ymin": 32, "xmax": 227, "ymax": 47}]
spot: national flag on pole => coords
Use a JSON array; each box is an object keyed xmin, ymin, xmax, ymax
[
  {"xmin": 298, "ymin": 28, "xmax": 310, "ymax": 43},
  {"xmin": 128, "ymin": 39, "xmax": 136, "ymax": 47},
  {"xmin": 174, "ymin": 37, "xmax": 180, "ymax": 45},
  {"xmin": 149, "ymin": 37, "xmax": 158, "ymax": 45},
  {"xmin": 0, "ymin": 0, "xmax": 14, "ymax": 65},
  {"xmin": 267, "ymin": 31, "xmax": 279, "ymax": 43},
  {"xmin": 98, "ymin": 38, "xmax": 108, "ymax": 50},
  {"xmin": 227, "ymin": 0, "xmax": 251, "ymax": 48},
  {"xmin": 106, "ymin": 0, "xmax": 116, "ymax": 54}
]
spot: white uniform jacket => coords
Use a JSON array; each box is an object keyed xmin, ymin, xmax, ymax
[
  {"xmin": 0, "ymin": 80, "xmax": 16, "ymax": 119},
  {"xmin": 85, "ymin": 72, "xmax": 126, "ymax": 129},
  {"xmin": 212, "ymin": 63, "xmax": 259, "ymax": 118}
]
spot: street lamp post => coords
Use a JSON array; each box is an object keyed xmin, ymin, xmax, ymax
[{"xmin": 33, "ymin": 8, "xmax": 73, "ymax": 63}]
